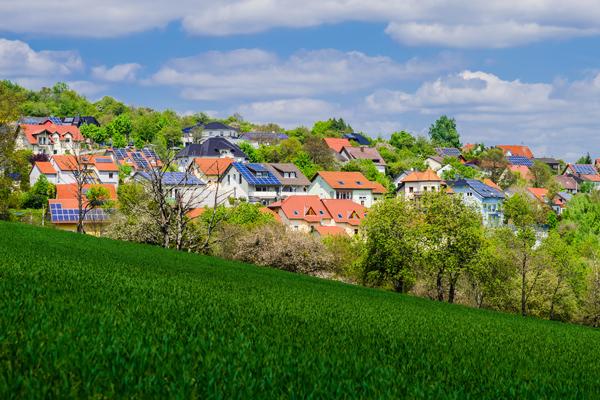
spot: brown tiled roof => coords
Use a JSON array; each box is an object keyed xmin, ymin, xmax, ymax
[
  {"xmin": 400, "ymin": 169, "xmax": 441, "ymax": 183},
  {"xmin": 264, "ymin": 163, "xmax": 310, "ymax": 186},
  {"xmin": 342, "ymin": 146, "xmax": 386, "ymax": 165}
]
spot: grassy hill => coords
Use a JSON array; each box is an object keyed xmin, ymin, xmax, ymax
[{"xmin": 2, "ymin": 222, "xmax": 600, "ymax": 398}]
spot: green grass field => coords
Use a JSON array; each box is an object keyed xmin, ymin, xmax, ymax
[{"xmin": 1, "ymin": 221, "xmax": 600, "ymax": 398}]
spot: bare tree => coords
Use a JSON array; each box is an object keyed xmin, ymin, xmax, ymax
[{"xmin": 138, "ymin": 150, "xmax": 233, "ymax": 250}]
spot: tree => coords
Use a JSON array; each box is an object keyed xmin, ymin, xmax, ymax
[
  {"xmin": 420, "ymin": 191, "xmax": 484, "ymax": 303},
  {"xmin": 239, "ymin": 142, "xmax": 263, "ymax": 163},
  {"xmin": 80, "ymin": 123, "xmax": 108, "ymax": 144},
  {"xmin": 478, "ymin": 148, "xmax": 507, "ymax": 183},
  {"xmin": 311, "ymin": 118, "xmax": 352, "ymax": 136},
  {"xmin": 428, "ymin": 115, "xmax": 461, "ymax": 148},
  {"xmin": 503, "ymin": 193, "xmax": 546, "ymax": 316},
  {"xmin": 389, "ymin": 131, "xmax": 416, "ymax": 150},
  {"xmin": 530, "ymin": 160, "xmax": 553, "ymax": 188},
  {"xmin": 577, "ymin": 153, "xmax": 593, "ymax": 164},
  {"xmin": 440, "ymin": 157, "xmax": 479, "ymax": 180},
  {"xmin": 360, "ymin": 198, "xmax": 422, "ymax": 292},
  {"xmin": 341, "ymin": 159, "xmax": 393, "ymax": 191},
  {"xmin": 64, "ymin": 155, "xmax": 103, "ymax": 233},
  {"xmin": 292, "ymin": 151, "xmax": 319, "ymax": 180},
  {"xmin": 303, "ymin": 135, "xmax": 336, "ymax": 170},
  {"xmin": 23, "ymin": 175, "xmax": 56, "ymax": 209}
]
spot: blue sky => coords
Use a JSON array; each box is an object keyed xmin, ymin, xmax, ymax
[{"xmin": 2, "ymin": 1, "xmax": 600, "ymax": 160}]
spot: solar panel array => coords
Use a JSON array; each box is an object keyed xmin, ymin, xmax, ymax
[
  {"xmin": 572, "ymin": 164, "xmax": 598, "ymax": 175},
  {"xmin": 234, "ymin": 162, "xmax": 281, "ymax": 186},
  {"xmin": 94, "ymin": 157, "xmax": 113, "ymax": 163},
  {"xmin": 50, "ymin": 203, "xmax": 110, "ymax": 223},
  {"xmin": 142, "ymin": 148, "xmax": 158, "ymax": 160},
  {"xmin": 48, "ymin": 116, "xmax": 63, "ymax": 125},
  {"xmin": 507, "ymin": 156, "xmax": 533, "ymax": 167},
  {"xmin": 162, "ymin": 172, "xmax": 203, "ymax": 185},
  {"xmin": 114, "ymin": 148, "xmax": 128, "ymax": 160},
  {"xmin": 132, "ymin": 152, "xmax": 150, "ymax": 170},
  {"xmin": 437, "ymin": 147, "xmax": 462, "ymax": 158},
  {"xmin": 466, "ymin": 179, "xmax": 504, "ymax": 198}
]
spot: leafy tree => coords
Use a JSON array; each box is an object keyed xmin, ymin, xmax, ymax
[
  {"xmin": 428, "ymin": 115, "xmax": 461, "ymax": 148},
  {"xmin": 0, "ymin": 80, "xmax": 26, "ymax": 124},
  {"xmin": 420, "ymin": 191, "xmax": 484, "ymax": 303},
  {"xmin": 341, "ymin": 159, "xmax": 392, "ymax": 191},
  {"xmin": 286, "ymin": 126, "xmax": 311, "ymax": 142},
  {"xmin": 360, "ymin": 198, "xmax": 422, "ymax": 292},
  {"xmin": 561, "ymin": 192, "xmax": 600, "ymax": 244},
  {"xmin": 440, "ymin": 157, "xmax": 479, "ymax": 180},
  {"xmin": 22, "ymin": 175, "xmax": 56, "ymax": 209},
  {"xmin": 577, "ymin": 153, "xmax": 593, "ymax": 164},
  {"xmin": 389, "ymin": 131, "xmax": 416, "ymax": 150},
  {"xmin": 239, "ymin": 142, "xmax": 263, "ymax": 163},
  {"xmin": 303, "ymin": 135, "xmax": 337, "ymax": 170},
  {"xmin": 530, "ymin": 160, "xmax": 554, "ymax": 188},
  {"xmin": 80, "ymin": 123, "xmax": 108, "ymax": 144},
  {"xmin": 292, "ymin": 151, "xmax": 319, "ymax": 180},
  {"xmin": 478, "ymin": 148, "xmax": 507, "ymax": 183},
  {"xmin": 312, "ymin": 118, "xmax": 352, "ymax": 136}
]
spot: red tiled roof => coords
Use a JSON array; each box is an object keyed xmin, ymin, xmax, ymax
[
  {"xmin": 370, "ymin": 182, "xmax": 388, "ymax": 194},
  {"xmin": 508, "ymin": 165, "xmax": 533, "ymax": 181},
  {"xmin": 316, "ymin": 171, "xmax": 384, "ymax": 192},
  {"xmin": 20, "ymin": 122, "xmax": 83, "ymax": 145},
  {"xmin": 323, "ymin": 138, "xmax": 351, "ymax": 153},
  {"xmin": 268, "ymin": 195, "xmax": 331, "ymax": 222},
  {"xmin": 497, "ymin": 145, "xmax": 533, "ymax": 159},
  {"xmin": 259, "ymin": 206, "xmax": 281, "ymax": 222},
  {"xmin": 187, "ymin": 208, "xmax": 206, "ymax": 219},
  {"xmin": 194, "ymin": 158, "xmax": 233, "ymax": 176},
  {"xmin": 401, "ymin": 169, "xmax": 441, "ymax": 183},
  {"xmin": 35, "ymin": 161, "xmax": 56, "ymax": 174},
  {"xmin": 555, "ymin": 175, "xmax": 578, "ymax": 190},
  {"xmin": 582, "ymin": 174, "xmax": 600, "ymax": 182},
  {"xmin": 55, "ymin": 184, "xmax": 117, "ymax": 200},
  {"xmin": 321, "ymin": 199, "xmax": 366, "ymax": 226},
  {"xmin": 462, "ymin": 143, "xmax": 476, "ymax": 152},
  {"xmin": 483, "ymin": 178, "xmax": 501, "ymax": 191},
  {"xmin": 314, "ymin": 225, "xmax": 347, "ymax": 237},
  {"xmin": 527, "ymin": 187, "xmax": 548, "ymax": 202},
  {"xmin": 52, "ymin": 155, "xmax": 79, "ymax": 171}
]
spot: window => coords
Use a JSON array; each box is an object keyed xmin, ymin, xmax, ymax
[
  {"xmin": 423, "ymin": 187, "xmax": 428, "ymax": 192},
  {"xmin": 227, "ymin": 174, "xmax": 231, "ymax": 184},
  {"xmin": 336, "ymin": 190, "xmax": 352, "ymax": 199},
  {"xmin": 354, "ymin": 229, "xmax": 359, "ymax": 235},
  {"xmin": 108, "ymin": 173, "xmax": 114, "ymax": 179},
  {"xmin": 239, "ymin": 174, "xmax": 242, "ymax": 184},
  {"xmin": 409, "ymin": 186, "xmax": 414, "ymax": 193},
  {"xmin": 53, "ymin": 150, "xmax": 58, "ymax": 155}
]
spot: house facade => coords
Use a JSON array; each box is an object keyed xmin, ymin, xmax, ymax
[
  {"xmin": 448, "ymin": 179, "xmax": 505, "ymax": 227},
  {"xmin": 308, "ymin": 171, "xmax": 384, "ymax": 207},
  {"xmin": 182, "ymin": 122, "xmax": 240, "ymax": 145},
  {"xmin": 263, "ymin": 163, "xmax": 310, "ymax": 196},
  {"xmin": 31, "ymin": 155, "xmax": 119, "ymax": 187},
  {"xmin": 220, "ymin": 162, "xmax": 282, "ymax": 205},
  {"xmin": 396, "ymin": 169, "xmax": 442, "ymax": 200},
  {"xmin": 175, "ymin": 137, "xmax": 247, "ymax": 169},
  {"xmin": 17, "ymin": 121, "xmax": 84, "ymax": 155}
]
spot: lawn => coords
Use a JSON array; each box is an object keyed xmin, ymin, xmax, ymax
[{"xmin": 1, "ymin": 221, "xmax": 599, "ymax": 398}]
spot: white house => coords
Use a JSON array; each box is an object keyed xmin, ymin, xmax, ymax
[
  {"xmin": 424, "ymin": 156, "xmax": 445, "ymax": 171},
  {"xmin": 30, "ymin": 161, "xmax": 58, "ymax": 186},
  {"xmin": 133, "ymin": 171, "xmax": 213, "ymax": 207},
  {"xmin": 31, "ymin": 155, "xmax": 119, "ymax": 187},
  {"xmin": 308, "ymin": 171, "xmax": 385, "ymax": 207},
  {"xmin": 182, "ymin": 121, "xmax": 240, "ymax": 145},
  {"xmin": 220, "ymin": 162, "xmax": 283, "ymax": 205},
  {"xmin": 17, "ymin": 120, "xmax": 84, "ymax": 155},
  {"xmin": 447, "ymin": 179, "xmax": 505, "ymax": 227},
  {"xmin": 396, "ymin": 169, "xmax": 443, "ymax": 200}
]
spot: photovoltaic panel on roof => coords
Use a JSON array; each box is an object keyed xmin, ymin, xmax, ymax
[
  {"xmin": 95, "ymin": 157, "xmax": 112, "ymax": 163},
  {"xmin": 48, "ymin": 117, "xmax": 63, "ymax": 125},
  {"xmin": 572, "ymin": 164, "xmax": 598, "ymax": 175},
  {"xmin": 466, "ymin": 179, "xmax": 504, "ymax": 198},
  {"xmin": 50, "ymin": 203, "xmax": 110, "ymax": 223},
  {"xmin": 114, "ymin": 148, "xmax": 128, "ymax": 160},
  {"xmin": 437, "ymin": 147, "xmax": 462, "ymax": 157},
  {"xmin": 507, "ymin": 156, "xmax": 533, "ymax": 167},
  {"xmin": 233, "ymin": 162, "xmax": 281, "ymax": 186}
]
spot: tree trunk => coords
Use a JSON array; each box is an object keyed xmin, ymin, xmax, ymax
[
  {"xmin": 393, "ymin": 277, "xmax": 404, "ymax": 293},
  {"xmin": 436, "ymin": 270, "xmax": 444, "ymax": 301},
  {"xmin": 521, "ymin": 256, "xmax": 527, "ymax": 316},
  {"xmin": 448, "ymin": 278, "xmax": 457, "ymax": 304}
]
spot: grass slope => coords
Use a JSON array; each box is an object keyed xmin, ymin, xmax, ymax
[{"xmin": 1, "ymin": 222, "xmax": 600, "ymax": 398}]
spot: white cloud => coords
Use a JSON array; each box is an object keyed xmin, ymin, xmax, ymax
[
  {"xmin": 236, "ymin": 98, "xmax": 338, "ymax": 126},
  {"xmin": 0, "ymin": 38, "xmax": 82, "ymax": 77},
  {"xmin": 4, "ymin": 1, "xmax": 600, "ymax": 47},
  {"xmin": 66, "ymin": 81, "xmax": 108, "ymax": 96},
  {"xmin": 92, "ymin": 63, "xmax": 141, "ymax": 82},
  {"xmin": 149, "ymin": 48, "xmax": 458, "ymax": 101},
  {"xmin": 363, "ymin": 70, "xmax": 600, "ymax": 159}
]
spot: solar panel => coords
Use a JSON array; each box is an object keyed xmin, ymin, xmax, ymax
[
  {"xmin": 114, "ymin": 148, "xmax": 128, "ymax": 160},
  {"xmin": 95, "ymin": 157, "xmax": 113, "ymax": 163},
  {"xmin": 49, "ymin": 203, "xmax": 110, "ymax": 223},
  {"xmin": 507, "ymin": 156, "xmax": 533, "ymax": 167},
  {"xmin": 572, "ymin": 164, "xmax": 598, "ymax": 175},
  {"xmin": 437, "ymin": 147, "xmax": 462, "ymax": 158},
  {"xmin": 48, "ymin": 116, "xmax": 63, "ymax": 125},
  {"xmin": 162, "ymin": 172, "xmax": 203, "ymax": 185},
  {"xmin": 142, "ymin": 148, "xmax": 157, "ymax": 159},
  {"xmin": 234, "ymin": 162, "xmax": 281, "ymax": 186},
  {"xmin": 466, "ymin": 179, "xmax": 504, "ymax": 198}
]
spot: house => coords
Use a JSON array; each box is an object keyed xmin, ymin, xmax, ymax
[
  {"xmin": 535, "ymin": 157, "xmax": 561, "ymax": 172},
  {"xmin": 563, "ymin": 164, "xmax": 600, "ymax": 190},
  {"xmin": 31, "ymin": 155, "xmax": 119, "ymax": 187},
  {"xmin": 323, "ymin": 138, "xmax": 351, "ymax": 153},
  {"xmin": 133, "ymin": 171, "xmax": 211, "ymax": 207},
  {"xmin": 182, "ymin": 121, "xmax": 239, "ymax": 145},
  {"xmin": 268, "ymin": 195, "xmax": 366, "ymax": 236},
  {"xmin": 507, "ymin": 165, "xmax": 533, "ymax": 182},
  {"xmin": 308, "ymin": 171, "xmax": 386, "ymax": 207},
  {"xmin": 526, "ymin": 187, "xmax": 549, "ymax": 204},
  {"xmin": 314, "ymin": 225, "xmax": 347, "ymax": 237},
  {"xmin": 237, "ymin": 131, "xmax": 289, "ymax": 148},
  {"xmin": 425, "ymin": 156, "xmax": 445, "ymax": 172},
  {"xmin": 339, "ymin": 146, "xmax": 387, "ymax": 173},
  {"xmin": 264, "ymin": 163, "xmax": 310, "ymax": 196},
  {"xmin": 220, "ymin": 162, "xmax": 282, "ymax": 205},
  {"xmin": 62, "ymin": 116, "xmax": 100, "ymax": 127},
  {"xmin": 396, "ymin": 169, "xmax": 443, "ymax": 200},
  {"xmin": 49, "ymin": 183, "xmax": 117, "ymax": 233},
  {"xmin": 30, "ymin": 161, "xmax": 58, "ymax": 185},
  {"xmin": 106, "ymin": 147, "xmax": 161, "ymax": 173},
  {"xmin": 191, "ymin": 158, "xmax": 233, "ymax": 184},
  {"xmin": 552, "ymin": 192, "xmax": 572, "ymax": 215},
  {"xmin": 435, "ymin": 147, "xmax": 463, "ymax": 159},
  {"xmin": 496, "ymin": 145, "xmax": 534, "ymax": 159},
  {"xmin": 343, "ymin": 133, "xmax": 370, "ymax": 145},
  {"xmin": 447, "ymin": 179, "xmax": 504, "ymax": 227},
  {"xmin": 555, "ymin": 175, "xmax": 578, "ymax": 194},
  {"xmin": 175, "ymin": 137, "xmax": 247, "ymax": 169},
  {"xmin": 17, "ymin": 120, "xmax": 84, "ymax": 155}
]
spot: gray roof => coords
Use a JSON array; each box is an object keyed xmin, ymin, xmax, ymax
[
  {"xmin": 176, "ymin": 137, "xmax": 247, "ymax": 159},
  {"xmin": 342, "ymin": 146, "xmax": 386, "ymax": 165},
  {"xmin": 264, "ymin": 163, "xmax": 311, "ymax": 186}
]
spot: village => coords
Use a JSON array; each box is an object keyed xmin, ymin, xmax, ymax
[{"xmin": 17, "ymin": 115, "xmax": 591, "ymax": 235}]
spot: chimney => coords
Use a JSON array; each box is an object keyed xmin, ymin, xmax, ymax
[{"xmin": 360, "ymin": 146, "xmax": 365, "ymax": 152}]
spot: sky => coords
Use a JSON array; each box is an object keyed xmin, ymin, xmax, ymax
[{"xmin": 2, "ymin": 1, "xmax": 600, "ymax": 160}]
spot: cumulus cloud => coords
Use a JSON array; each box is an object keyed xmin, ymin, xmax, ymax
[
  {"xmin": 149, "ymin": 48, "xmax": 458, "ymax": 100},
  {"xmin": 0, "ymin": 38, "xmax": 82, "ymax": 77},
  {"xmin": 92, "ymin": 63, "xmax": 141, "ymax": 82},
  {"xmin": 3, "ymin": 1, "xmax": 600, "ymax": 47},
  {"xmin": 236, "ymin": 98, "xmax": 339, "ymax": 126},
  {"xmin": 364, "ymin": 70, "xmax": 600, "ymax": 159}
]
